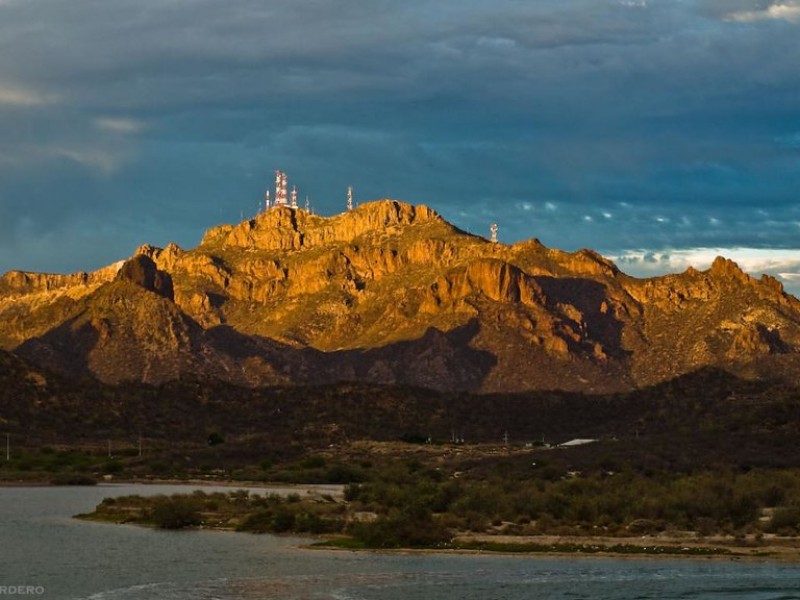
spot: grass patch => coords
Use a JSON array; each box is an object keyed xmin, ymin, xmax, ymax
[{"xmin": 452, "ymin": 541, "xmax": 732, "ymax": 556}]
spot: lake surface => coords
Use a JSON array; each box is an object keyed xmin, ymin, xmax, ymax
[{"xmin": 2, "ymin": 484, "xmax": 800, "ymax": 600}]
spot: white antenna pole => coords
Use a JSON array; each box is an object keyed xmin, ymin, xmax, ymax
[
  {"xmin": 490, "ymin": 223, "xmax": 498, "ymax": 244},
  {"xmin": 347, "ymin": 186, "xmax": 353, "ymax": 211}
]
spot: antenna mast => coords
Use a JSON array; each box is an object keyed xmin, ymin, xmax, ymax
[
  {"xmin": 290, "ymin": 186, "xmax": 298, "ymax": 209},
  {"xmin": 347, "ymin": 186, "xmax": 353, "ymax": 211},
  {"xmin": 490, "ymin": 223, "xmax": 498, "ymax": 244},
  {"xmin": 265, "ymin": 189, "xmax": 271, "ymax": 211},
  {"xmin": 275, "ymin": 170, "xmax": 288, "ymax": 206}
]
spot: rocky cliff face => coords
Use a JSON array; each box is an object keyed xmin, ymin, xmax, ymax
[{"xmin": 2, "ymin": 199, "xmax": 799, "ymax": 392}]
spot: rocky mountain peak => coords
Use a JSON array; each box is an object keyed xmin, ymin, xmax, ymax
[
  {"xmin": 709, "ymin": 256, "xmax": 750, "ymax": 283},
  {"xmin": 115, "ymin": 255, "xmax": 174, "ymax": 301},
  {"xmin": 200, "ymin": 199, "xmax": 445, "ymax": 251}
]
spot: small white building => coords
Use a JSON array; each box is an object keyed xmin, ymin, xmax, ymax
[{"xmin": 559, "ymin": 438, "xmax": 598, "ymax": 448}]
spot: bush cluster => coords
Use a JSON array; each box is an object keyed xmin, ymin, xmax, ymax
[
  {"xmin": 149, "ymin": 497, "xmax": 201, "ymax": 529},
  {"xmin": 345, "ymin": 464, "xmax": 800, "ymax": 539}
]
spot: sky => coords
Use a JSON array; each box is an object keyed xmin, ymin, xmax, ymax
[{"xmin": 0, "ymin": 0, "xmax": 799, "ymax": 290}]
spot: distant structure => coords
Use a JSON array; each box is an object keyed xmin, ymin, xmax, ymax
[
  {"xmin": 347, "ymin": 186, "xmax": 354, "ymax": 211},
  {"xmin": 265, "ymin": 169, "xmax": 311, "ymax": 212},
  {"xmin": 274, "ymin": 170, "xmax": 288, "ymax": 206},
  {"xmin": 490, "ymin": 223, "xmax": 498, "ymax": 243}
]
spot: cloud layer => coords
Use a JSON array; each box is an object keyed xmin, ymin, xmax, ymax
[{"xmin": 0, "ymin": 0, "xmax": 798, "ymax": 292}]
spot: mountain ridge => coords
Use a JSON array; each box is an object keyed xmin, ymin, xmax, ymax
[{"xmin": 2, "ymin": 199, "xmax": 799, "ymax": 392}]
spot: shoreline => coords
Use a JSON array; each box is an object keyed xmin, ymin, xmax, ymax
[
  {"xmin": 0, "ymin": 477, "xmax": 345, "ymax": 495},
  {"xmin": 306, "ymin": 535, "xmax": 800, "ymax": 564},
  {"xmin": 16, "ymin": 477, "xmax": 795, "ymax": 564}
]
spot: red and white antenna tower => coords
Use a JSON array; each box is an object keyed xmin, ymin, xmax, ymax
[
  {"xmin": 347, "ymin": 186, "xmax": 353, "ymax": 211},
  {"xmin": 490, "ymin": 223, "xmax": 498, "ymax": 243},
  {"xmin": 274, "ymin": 170, "xmax": 285, "ymax": 206},
  {"xmin": 290, "ymin": 186, "xmax": 298, "ymax": 209},
  {"xmin": 280, "ymin": 172, "xmax": 289, "ymax": 205}
]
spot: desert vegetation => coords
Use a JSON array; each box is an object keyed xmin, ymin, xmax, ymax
[{"xmin": 79, "ymin": 461, "xmax": 800, "ymax": 555}]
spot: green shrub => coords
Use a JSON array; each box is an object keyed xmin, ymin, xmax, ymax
[
  {"xmin": 349, "ymin": 506, "xmax": 451, "ymax": 548},
  {"xmin": 150, "ymin": 497, "xmax": 201, "ymax": 529},
  {"xmin": 238, "ymin": 509, "xmax": 275, "ymax": 533},
  {"xmin": 103, "ymin": 460, "xmax": 124, "ymax": 474},
  {"xmin": 302, "ymin": 455, "xmax": 326, "ymax": 469},
  {"xmin": 207, "ymin": 432, "xmax": 225, "ymax": 447},
  {"xmin": 51, "ymin": 474, "xmax": 97, "ymax": 486},
  {"xmin": 270, "ymin": 507, "xmax": 296, "ymax": 532},
  {"xmin": 237, "ymin": 506, "xmax": 296, "ymax": 533},
  {"xmin": 344, "ymin": 483, "xmax": 362, "ymax": 502},
  {"xmin": 768, "ymin": 506, "xmax": 800, "ymax": 534}
]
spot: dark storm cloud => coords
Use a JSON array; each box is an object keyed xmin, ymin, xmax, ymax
[{"xmin": 0, "ymin": 0, "xmax": 799, "ymax": 284}]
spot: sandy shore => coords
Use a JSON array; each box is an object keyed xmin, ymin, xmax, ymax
[
  {"xmin": 309, "ymin": 532, "xmax": 800, "ymax": 563},
  {"xmin": 0, "ymin": 477, "xmax": 345, "ymax": 497},
  {"xmin": 448, "ymin": 533, "xmax": 800, "ymax": 562},
  {"xmin": 114, "ymin": 478, "xmax": 345, "ymax": 496}
]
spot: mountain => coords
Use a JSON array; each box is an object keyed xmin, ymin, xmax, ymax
[{"xmin": 2, "ymin": 199, "xmax": 800, "ymax": 393}]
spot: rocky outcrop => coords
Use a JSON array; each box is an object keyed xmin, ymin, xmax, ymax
[
  {"xmin": 423, "ymin": 260, "xmax": 546, "ymax": 312},
  {"xmin": 0, "ymin": 262, "xmax": 121, "ymax": 297},
  {"xmin": 727, "ymin": 324, "xmax": 787, "ymax": 359},
  {"xmin": 201, "ymin": 200, "xmax": 445, "ymax": 252},
  {"xmin": 115, "ymin": 255, "xmax": 174, "ymax": 300}
]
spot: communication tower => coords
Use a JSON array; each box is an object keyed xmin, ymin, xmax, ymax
[
  {"xmin": 490, "ymin": 223, "xmax": 498, "ymax": 243},
  {"xmin": 305, "ymin": 195, "xmax": 310, "ymax": 212},
  {"xmin": 274, "ymin": 170, "xmax": 289, "ymax": 206},
  {"xmin": 264, "ymin": 189, "xmax": 271, "ymax": 211},
  {"xmin": 290, "ymin": 186, "xmax": 298, "ymax": 209},
  {"xmin": 280, "ymin": 172, "xmax": 288, "ymax": 205},
  {"xmin": 347, "ymin": 186, "xmax": 353, "ymax": 211}
]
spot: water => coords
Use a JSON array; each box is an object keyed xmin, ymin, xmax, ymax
[{"xmin": 2, "ymin": 485, "xmax": 800, "ymax": 600}]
